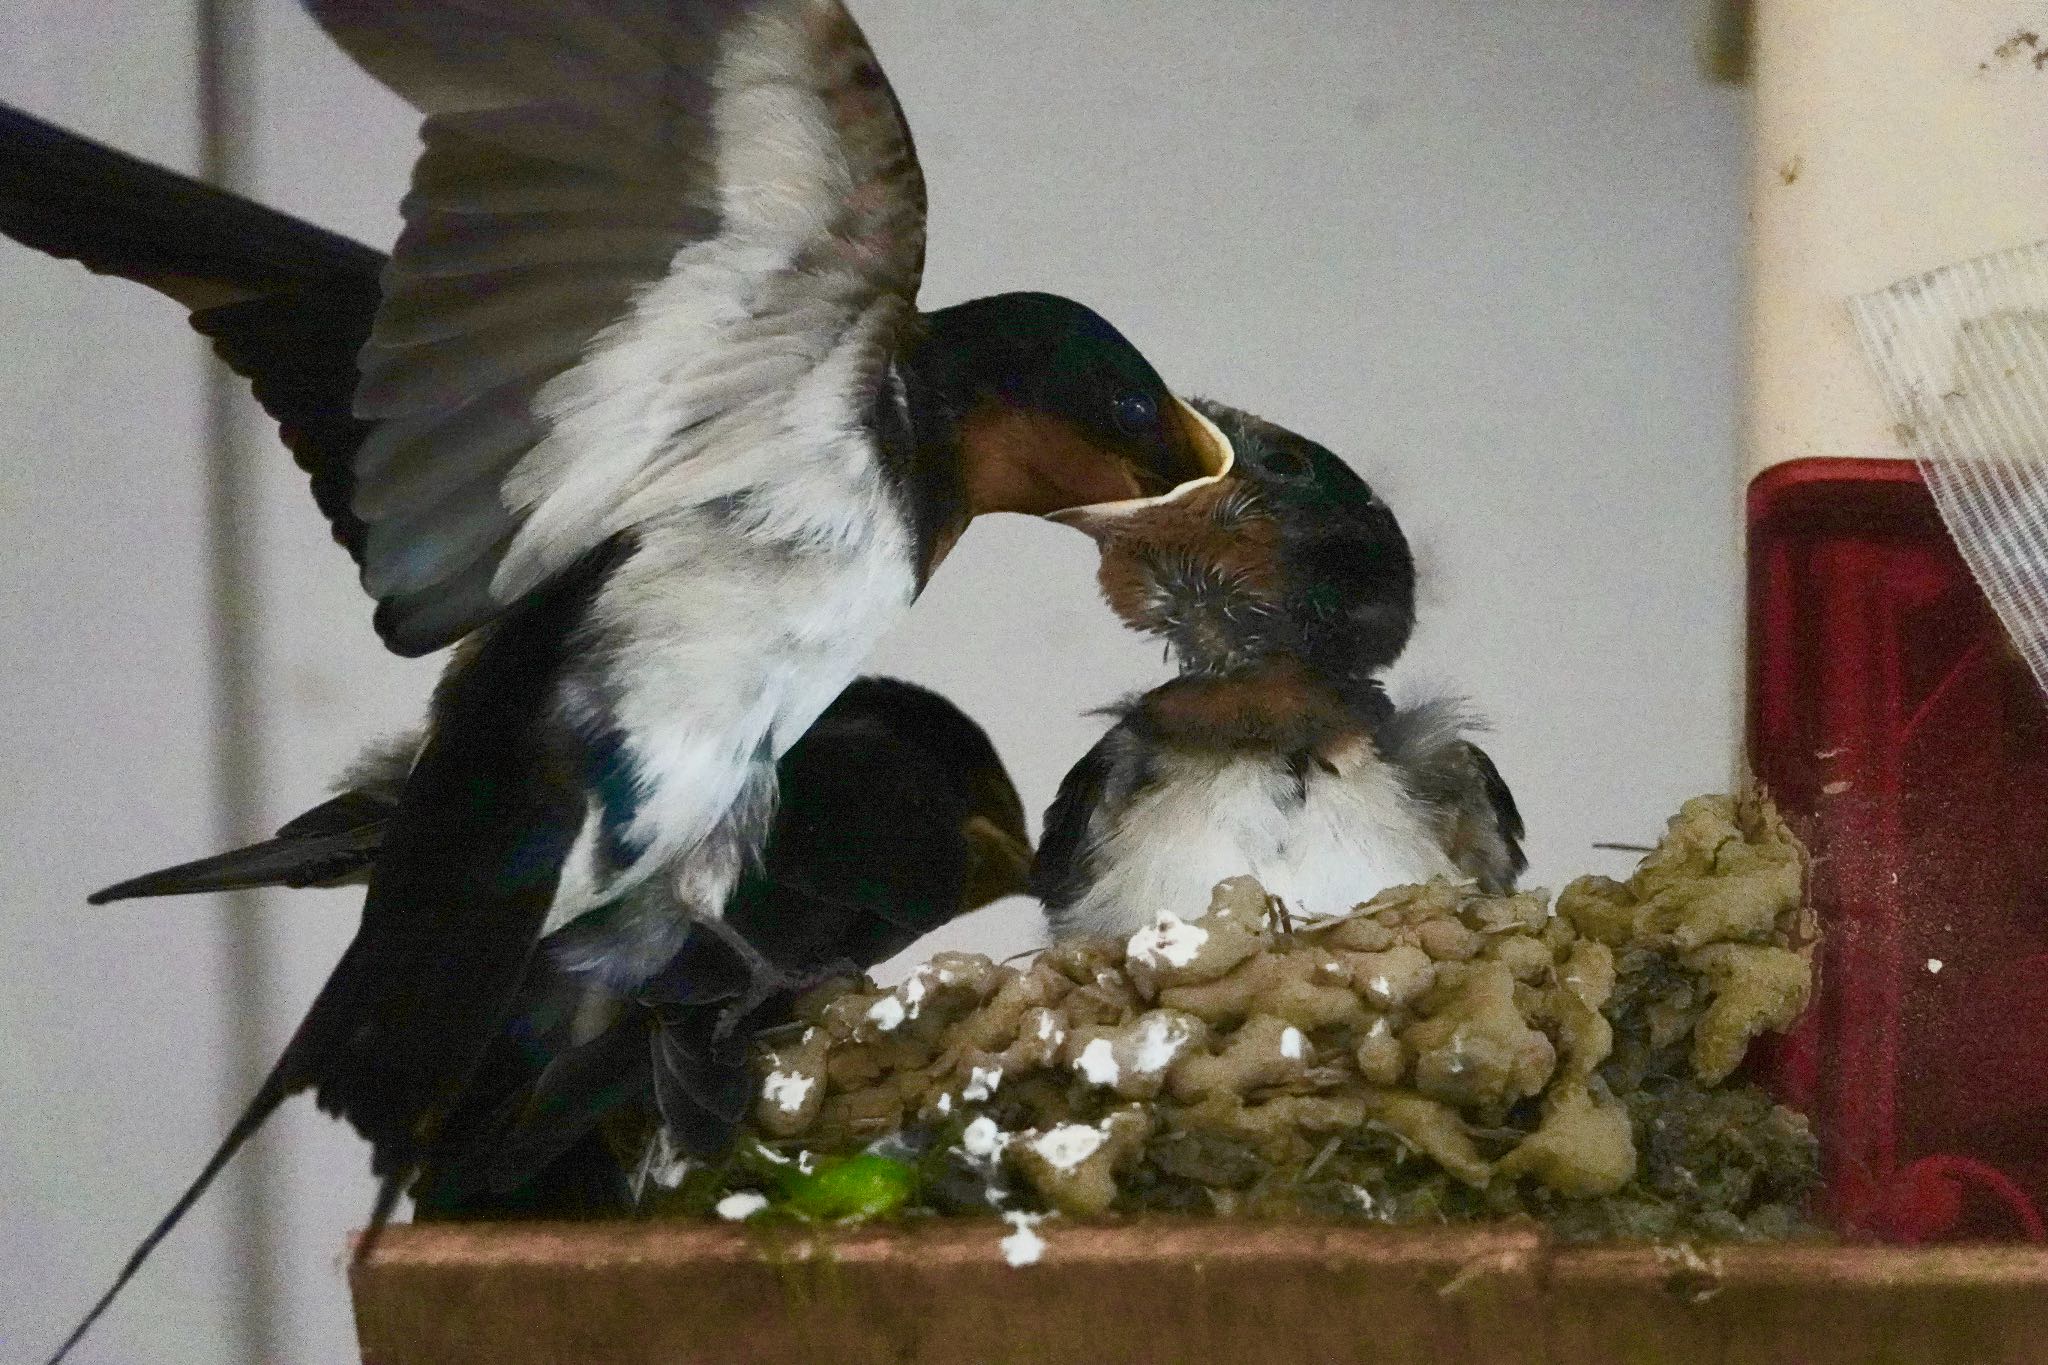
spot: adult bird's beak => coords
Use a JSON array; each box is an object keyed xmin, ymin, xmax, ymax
[{"xmin": 1050, "ymin": 397, "xmax": 1236, "ymax": 539}]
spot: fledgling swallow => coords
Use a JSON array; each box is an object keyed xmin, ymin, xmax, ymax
[
  {"xmin": 9, "ymin": 3, "xmax": 1232, "ymax": 1357},
  {"xmin": 1032, "ymin": 401, "xmax": 1525, "ymax": 940},
  {"xmin": 70, "ymin": 679, "xmax": 1031, "ymax": 1299}
]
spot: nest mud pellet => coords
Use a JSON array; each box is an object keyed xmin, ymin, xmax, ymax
[{"xmin": 654, "ymin": 792, "xmax": 1822, "ymax": 1242}]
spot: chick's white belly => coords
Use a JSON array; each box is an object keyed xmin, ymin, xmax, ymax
[
  {"xmin": 543, "ymin": 493, "xmax": 918, "ymax": 947},
  {"xmin": 1066, "ymin": 747, "xmax": 1457, "ymax": 939}
]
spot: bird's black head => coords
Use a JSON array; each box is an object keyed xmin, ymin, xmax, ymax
[
  {"xmin": 909, "ymin": 292, "xmax": 1231, "ymax": 521},
  {"xmin": 799, "ymin": 676, "xmax": 1034, "ymax": 916},
  {"xmin": 1067, "ymin": 400, "xmax": 1416, "ymax": 694},
  {"xmin": 1215, "ymin": 401, "xmax": 1417, "ymax": 689}
]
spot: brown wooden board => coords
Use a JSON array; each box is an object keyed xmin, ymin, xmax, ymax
[{"xmin": 350, "ymin": 1221, "xmax": 2048, "ymax": 1365}]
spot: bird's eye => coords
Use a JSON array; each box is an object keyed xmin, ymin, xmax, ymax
[
  {"xmin": 1112, "ymin": 393, "xmax": 1158, "ymax": 432},
  {"xmin": 1261, "ymin": 445, "xmax": 1314, "ymax": 480}
]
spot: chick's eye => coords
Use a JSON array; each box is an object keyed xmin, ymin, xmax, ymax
[{"xmin": 1112, "ymin": 393, "xmax": 1158, "ymax": 432}]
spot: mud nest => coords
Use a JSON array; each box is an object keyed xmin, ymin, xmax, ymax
[{"xmin": 646, "ymin": 792, "xmax": 1822, "ymax": 1242}]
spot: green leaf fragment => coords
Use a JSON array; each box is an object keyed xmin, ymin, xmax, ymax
[{"xmin": 772, "ymin": 1154, "xmax": 918, "ymax": 1220}]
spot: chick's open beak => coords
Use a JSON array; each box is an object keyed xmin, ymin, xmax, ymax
[{"xmin": 1050, "ymin": 397, "xmax": 1236, "ymax": 539}]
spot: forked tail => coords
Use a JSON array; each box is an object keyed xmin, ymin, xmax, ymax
[{"xmin": 43, "ymin": 1060, "xmax": 296, "ymax": 1364}]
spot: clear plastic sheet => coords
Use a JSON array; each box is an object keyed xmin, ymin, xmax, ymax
[{"xmin": 1850, "ymin": 240, "xmax": 2048, "ymax": 700}]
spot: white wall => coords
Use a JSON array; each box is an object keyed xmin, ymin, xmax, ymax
[
  {"xmin": 0, "ymin": 3, "xmax": 1744, "ymax": 1361},
  {"xmin": 0, "ymin": 7, "xmax": 245, "ymax": 1365}
]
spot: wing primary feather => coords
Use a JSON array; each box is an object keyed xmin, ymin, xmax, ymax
[
  {"xmin": 277, "ymin": 787, "xmax": 402, "ymax": 837},
  {"xmin": 402, "ymin": 138, "xmax": 662, "ymax": 217},
  {"xmin": 1469, "ymin": 742, "xmax": 1526, "ymax": 848},
  {"xmin": 350, "ymin": 297, "xmax": 622, "ymax": 418},
  {"xmin": 87, "ymin": 827, "xmax": 382, "ymax": 902},
  {"xmin": 0, "ymin": 103, "xmax": 385, "ymax": 564},
  {"xmin": 392, "ymin": 214, "xmax": 679, "ymax": 278},
  {"xmin": 1030, "ymin": 730, "xmax": 1128, "ymax": 914},
  {"xmin": 303, "ymin": 3, "xmax": 677, "ymax": 121},
  {"xmin": 89, "ymin": 782, "xmax": 403, "ymax": 902},
  {"xmin": 366, "ymin": 263, "xmax": 649, "ymax": 349},
  {"xmin": 0, "ymin": 101, "xmax": 382, "ymax": 302},
  {"xmin": 350, "ymin": 396, "xmax": 539, "ymax": 517},
  {"xmin": 188, "ymin": 285, "xmax": 382, "ymax": 561},
  {"xmin": 360, "ymin": 477, "xmax": 516, "ymax": 601},
  {"xmin": 434, "ymin": 102, "xmax": 675, "ymax": 182},
  {"xmin": 374, "ymin": 555, "xmax": 508, "ymax": 657}
]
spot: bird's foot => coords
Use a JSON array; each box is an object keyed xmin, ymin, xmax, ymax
[
  {"xmin": 710, "ymin": 955, "xmax": 861, "ymax": 1046},
  {"xmin": 682, "ymin": 914, "xmax": 859, "ymax": 1045}
]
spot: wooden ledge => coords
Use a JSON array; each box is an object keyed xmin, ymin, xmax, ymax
[{"xmin": 350, "ymin": 1221, "xmax": 2048, "ymax": 1364}]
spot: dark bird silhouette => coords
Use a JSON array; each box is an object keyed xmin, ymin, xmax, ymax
[{"xmin": 1033, "ymin": 401, "xmax": 1525, "ymax": 939}]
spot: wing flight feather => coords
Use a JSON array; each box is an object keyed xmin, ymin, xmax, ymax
[{"xmin": 303, "ymin": 0, "xmax": 927, "ymax": 654}]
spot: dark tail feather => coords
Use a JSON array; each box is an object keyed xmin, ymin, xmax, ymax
[
  {"xmin": 0, "ymin": 101, "xmax": 383, "ymax": 304},
  {"xmin": 44, "ymin": 1063, "xmax": 295, "ymax": 1365},
  {"xmin": 649, "ymin": 1010, "xmax": 754, "ymax": 1160},
  {"xmin": 353, "ymin": 1171, "xmax": 410, "ymax": 1267},
  {"xmin": 471, "ymin": 1020, "xmax": 655, "ymax": 1196},
  {"xmin": 88, "ymin": 829, "xmax": 381, "ymax": 903},
  {"xmin": 47, "ymin": 932, "xmax": 393, "ymax": 1360}
]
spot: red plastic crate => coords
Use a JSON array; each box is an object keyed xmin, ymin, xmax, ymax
[{"xmin": 1747, "ymin": 457, "xmax": 2048, "ymax": 1241}]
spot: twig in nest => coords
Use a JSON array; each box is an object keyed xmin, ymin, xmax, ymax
[
  {"xmin": 1298, "ymin": 1136, "xmax": 1343, "ymax": 1185},
  {"xmin": 1266, "ymin": 895, "xmax": 1296, "ymax": 937}
]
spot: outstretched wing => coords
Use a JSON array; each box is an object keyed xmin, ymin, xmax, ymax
[
  {"xmin": 306, "ymin": 0, "xmax": 927, "ymax": 653},
  {"xmin": 0, "ymin": 103, "xmax": 388, "ymax": 563}
]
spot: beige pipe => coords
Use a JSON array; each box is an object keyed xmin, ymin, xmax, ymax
[{"xmin": 1747, "ymin": 0, "xmax": 2048, "ymax": 479}]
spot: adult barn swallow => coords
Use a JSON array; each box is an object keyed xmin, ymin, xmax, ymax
[
  {"xmin": 10, "ymin": 1, "xmax": 1232, "ymax": 1355},
  {"xmin": 62, "ymin": 678, "xmax": 1032, "ymax": 1338},
  {"xmin": 1032, "ymin": 402, "xmax": 1525, "ymax": 940},
  {"xmin": 3, "ymin": 0, "xmax": 1229, "ymax": 1185}
]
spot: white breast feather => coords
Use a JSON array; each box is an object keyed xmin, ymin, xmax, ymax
[
  {"xmin": 512, "ymin": 9, "xmax": 920, "ymax": 942},
  {"xmin": 543, "ymin": 442, "xmax": 915, "ymax": 938},
  {"xmin": 1062, "ymin": 747, "xmax": 1458, "ymax": 939}
]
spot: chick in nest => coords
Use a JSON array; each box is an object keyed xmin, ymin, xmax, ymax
[{"xmin": 1034, "ymin": 402, "xmax": 1525, "ymax": 938}]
